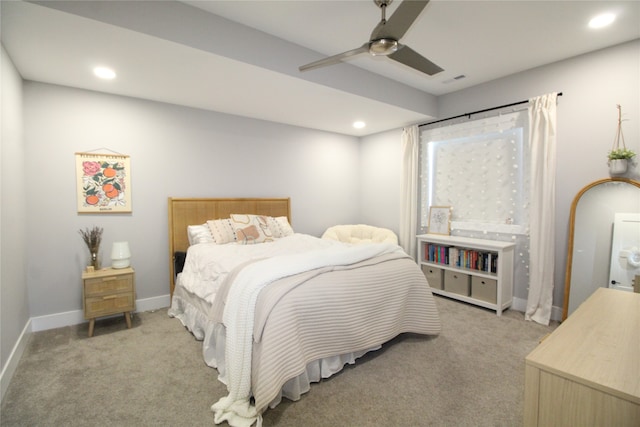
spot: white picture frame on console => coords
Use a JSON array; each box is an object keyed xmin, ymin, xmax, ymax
[{"xmin": 428, "ymin": 206, "xmax": 452, "ymax": 235}]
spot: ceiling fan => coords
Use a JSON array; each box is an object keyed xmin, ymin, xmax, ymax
[{"xmin": 299, "ymin": 0, "xmax": 443, "ymax": 76}]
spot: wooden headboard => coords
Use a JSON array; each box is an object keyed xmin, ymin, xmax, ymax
[{"xmin": 167, "ymin": 197, "xmax": 291, "ymax": 296}]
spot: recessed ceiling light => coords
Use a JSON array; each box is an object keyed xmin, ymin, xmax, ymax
[
  {"xmin": 353, "ymin": 121, "xmax": 366, "ymax": 129},
  {"xmin": 93, "ymin": 67, "xmax": 116, "ymax": 80},
  {"xmin": 588, "ymin": 13, "xmax": 615, "ymax": 29}
]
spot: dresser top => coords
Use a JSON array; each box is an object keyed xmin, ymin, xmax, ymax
[{"xmin": 526, "ymin": 287, "xmax": 640, "ymax": 403}]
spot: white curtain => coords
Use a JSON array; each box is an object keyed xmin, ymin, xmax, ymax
[
  {"xmin": 526, "ymin": 93, "xmax": 557, "ymax": 325},
  {"xmin": 400, "ymin": 125, "xmax": 419, "ymax": 259}
]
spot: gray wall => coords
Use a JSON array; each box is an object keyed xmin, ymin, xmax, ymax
[
  {"xmin": 23, "ymin": 82, "xmax": 361, "ymax": 318},
  {"xmin": 359, "ymin": 127, "xmax": 403, "ymax": 234},
  {"xmin": 359, "ymin": 40, "xmax": 640, "ymax": 310},
  {"xmin": 1, "ymin": 46, "xmax": 29, "ymax": 385}
]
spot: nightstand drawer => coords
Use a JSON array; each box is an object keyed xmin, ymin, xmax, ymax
[
  {"xmin": 85, "ymin": 293, "xmax": 135, "ymax": 319},
  {"xmin": 85, "ymin": 274, "xmax": 133, "ymax": 297}
]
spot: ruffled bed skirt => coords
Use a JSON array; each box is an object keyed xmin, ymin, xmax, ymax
[{"xmin": 168, "ymin": 283, "xmax": 377, "ymax": 409}]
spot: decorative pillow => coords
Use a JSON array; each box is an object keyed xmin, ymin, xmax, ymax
[
  {"xmin": 269, "ymin": 216, "xmax": 294, "ymax": 237},
  {"xmin": 187, "ymin": 224, "xmax": 215, "ymax": 245},
  {"xmin": 229, "ymin": 214, "xmax": 275, "ymax": 244},
  {"xmin": 206, "ymin": 219, "xmax": 236, "ymax": 244}
]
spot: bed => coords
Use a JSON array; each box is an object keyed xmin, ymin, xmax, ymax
[{"xmin": 167, "ymin": 197, "xmax": 441, "ymax": 427}]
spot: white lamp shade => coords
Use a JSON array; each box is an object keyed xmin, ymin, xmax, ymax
[{"xmin": 111, "ymin": 241, "xmax": 131, "ymax": 269}]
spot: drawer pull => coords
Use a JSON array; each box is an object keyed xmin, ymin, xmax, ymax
[
  {"xmin": 103, "ymin": 295, "xmax": 118, "ymax": 300},
  {"xmin": 101, "ymin": 277, "xmax": 117, "ymax": 282}
]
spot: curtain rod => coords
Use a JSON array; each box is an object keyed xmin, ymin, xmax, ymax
[{"xmin": 419, "ymin": 92, "xmax": 563, "ymax": 127}]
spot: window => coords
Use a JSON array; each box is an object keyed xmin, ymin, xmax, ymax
[
  {"xmin": 418, "ymin": 108, "xmax": 531, "ymax": 295},
  {"xmin": 419, "ymin": 109, "xmax": 529, "ymax": 235}
]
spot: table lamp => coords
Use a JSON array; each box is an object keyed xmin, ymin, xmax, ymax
[{"xmin": 111, "ymin": 241, "xmax": 131, "ymax": 269}]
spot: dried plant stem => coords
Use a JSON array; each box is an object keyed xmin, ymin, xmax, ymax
[{"xmin": 79, "ymin": 226, "xmax": 103, "ymax": 252}]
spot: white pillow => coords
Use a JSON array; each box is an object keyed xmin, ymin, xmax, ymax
[
  {"xmin": 187, "ymin": 224, "xmax": 215, "ymax": 245},
  {"xmin": 229, "ymin": 214, "xmax": 275, "ymax": 244},
  {"xmin": 207, "ymin": 219, "xmax": 237, "ymax": 244},
  {"xmin": 269, "ymin": 216, "xmax": 294, "ymax": 237}
]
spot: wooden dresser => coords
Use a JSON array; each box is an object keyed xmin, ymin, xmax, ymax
[
  {"xmin": 82, "ymin": 267, "xmax": 135, "ymax": 337},
  {"xmin": 524, "ymin": 288, "xmax": 640, "ymax": 426}
]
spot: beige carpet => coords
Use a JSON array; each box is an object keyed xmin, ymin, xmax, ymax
[{"xmin": 0, "ymin": 296, "xmax": 556, "ymax": 426}]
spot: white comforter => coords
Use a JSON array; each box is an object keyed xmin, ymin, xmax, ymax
[{"xmin": 179, "ymin": 233, "xmax": 339, "ymax": 301}]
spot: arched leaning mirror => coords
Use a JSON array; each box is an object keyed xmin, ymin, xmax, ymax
[{"xmin": 563, "ymin": 178, "xmax": 640, "ymax": 320}]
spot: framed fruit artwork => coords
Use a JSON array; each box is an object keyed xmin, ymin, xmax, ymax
[{"xmin": 75, "ymin": 152, "xmax": 132, "ymax": 213}]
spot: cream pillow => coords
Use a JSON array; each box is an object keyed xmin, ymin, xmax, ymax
[
  {"xmin": 229, "ymin": 214, "xmax": 275, "ymax": 244},
  {"xmin": 206, "ymin": 219, "xmax": 237, "ymax": 244},
  {"xmin": 269, "ymin": 216, "xmax": 294, "ymax": 237},
  {"xmin": 187, "ymin": 224, "xmax": 215, "ymax": 245}
]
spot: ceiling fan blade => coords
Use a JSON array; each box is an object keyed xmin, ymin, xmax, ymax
[
  {"xmin": 299, "ymin": 44, "xmax": 369, "ymax": 72},
  {"xmin": 388, "ymin": 44, "xmax": 443, "ymax": 75},
  {"xmin": 371, "ymin": 0, "xmax": 430, "ymax": 41}
]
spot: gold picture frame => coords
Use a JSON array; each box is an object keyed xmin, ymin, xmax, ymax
[
  {"xmin": 428, "ymin": 206, "xmax": 452, "ymax": 235},
  {"xmin": 76, "ymin": 152, "xmax": 132, "ymax": 213}
]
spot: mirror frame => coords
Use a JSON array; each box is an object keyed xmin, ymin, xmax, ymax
[{"xmin": 562, "ymin": 177, "xmax": 640, "ymax": 320}]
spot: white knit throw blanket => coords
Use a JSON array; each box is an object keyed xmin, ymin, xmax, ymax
[{"xmin": 211, "ymin": 242, "xmax": 401, "ymax": 427}]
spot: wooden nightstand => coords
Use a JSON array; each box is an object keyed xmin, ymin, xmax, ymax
[{"xmin": 82, "ymin": 267, "xmax": 135, "ymax": 337}]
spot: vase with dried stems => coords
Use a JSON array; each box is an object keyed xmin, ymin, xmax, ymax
[
  {"xmin": 79, "ymin": 226, "xmax": 103, "ymax": 270},
  {"xmin": 608, "ymin": 104, "xmax": 636, "ymax": 175}
]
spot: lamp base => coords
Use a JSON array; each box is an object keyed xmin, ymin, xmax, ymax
[{"xmin": 112, "ymin": 259, "xmax": 131, "ymax": 269}]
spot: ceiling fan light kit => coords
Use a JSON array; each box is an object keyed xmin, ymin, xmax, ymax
[
  {"xmin": 299, "ymin": 0, "xmax": 443, "ymax": 76},
  {"xmin": 369, "ymin": 38, "xmax": 398, "ymax": 56}
]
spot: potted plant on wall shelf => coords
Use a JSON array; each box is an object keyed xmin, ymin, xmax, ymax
[{"xmin": 608, "ymin": 104, "xmax": 636, "ymax": 175}]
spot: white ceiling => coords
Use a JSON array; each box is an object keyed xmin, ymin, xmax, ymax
[{"xmin": 2, "ymin": 0, "xmax": 639, "ymax": 136}]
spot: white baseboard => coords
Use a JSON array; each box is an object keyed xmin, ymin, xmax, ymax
[
  {"xmin": 0, "ymin": 319, "xmax": 32, "ymax": 402},
  {"xmin": 30, "ymin": 309, "xmax": 85, "ymax": 332},
  {"xmin": 136, "ymin": 294, "xmax": 171, "ymax": 313},
  {"xmin": 550, "ymin": 304, "xmax": 563, "ymax": 322},
  {"xmin": 30, "ymin": 294, "xmax": 171, "ymax": 332},
  {"xmin": 511, "ymin": 296, "xmax": 562, "ymax": 322}
]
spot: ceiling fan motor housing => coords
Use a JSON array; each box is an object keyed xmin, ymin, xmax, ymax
[{"xmin": 370, "ymin": 38, "xmax": 399, "ymax": 56}]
